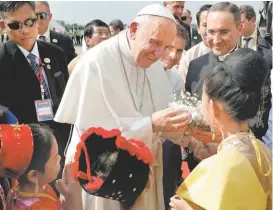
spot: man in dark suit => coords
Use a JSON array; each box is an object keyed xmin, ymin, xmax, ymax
[
  {"xmin": 185, "ymin": 2, "xmax": 272, "ymax": 171},
  {"xmin": 164, "ymin": 1, "xmax": 191, "ymax": 50},
  {"xmin": 35, "ymin": 1, "xmax": 76, "ymax": 63},
  {"xmin": 181, "ymin": 8, "xmax": 202, "ymax": 47},
  {"xmin": 239, "ymin": 5, "xmax": 272, "ymax": 60},
  {"xmin": 0, "ymin": 1, "xmax": 70, "ymax": 188}
]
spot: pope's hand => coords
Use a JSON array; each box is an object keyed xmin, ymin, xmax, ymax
[{"xmin": 151, "ymin": 107, "xmax": 191, "ymax": 133}]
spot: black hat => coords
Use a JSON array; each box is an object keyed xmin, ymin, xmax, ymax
[{"xmin": 72, "ymin": 127, "xmax": 153, "ymax": 208}]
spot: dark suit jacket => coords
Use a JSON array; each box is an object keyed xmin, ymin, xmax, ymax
[
  {"xmin": 50, "ymin": 30, "xmax": 77, "ymax": 63},
  {"xmin": 191, "ymin": 26, "xmax": 202, "ymax": 47},
  {"xmin": 185, "ymin": 50, "xmax": 272, "ymax": 140},
  {"xmin": 0, "ymin": 40, "xmax": 69, "ymax": 124},
  {"xmin": 179, "ymin": 22, "xmax": 202, "ymax": 50},
  {"xmin": 239, "ymin": 29, "xmax": 272, "ymax": 68},
  {"xmin": 185, "ymin": 52, "xmax": 219, "ymax": 97}
]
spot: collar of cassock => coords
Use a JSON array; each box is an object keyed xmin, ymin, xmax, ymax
[
  {"xmin": 218, "ymin": 45, "xmax": 237, "ymax": 61},
  {"xmin": 118, "ymin": 30, "xmax": 137, "ymax": 67}
]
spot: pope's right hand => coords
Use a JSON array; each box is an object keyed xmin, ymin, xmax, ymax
[{"xmin": 151, "ymin": 107, "xmax": 191, "ymax": 133}]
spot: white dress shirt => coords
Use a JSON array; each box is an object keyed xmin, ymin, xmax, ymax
[
  {"xmin": 241, "ymin": 28, "xmax": 258, "ymax": 51},
  {"xmin": 38, "ymin": 28, "xmax": 50, "ymax": 42}
]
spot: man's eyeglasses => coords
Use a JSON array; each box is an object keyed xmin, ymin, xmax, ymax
[
  {"xmin": 6, "ymin": 18, "xmax": 37, "ymax": 30},
  {"xmin": 36, "ymin": 12, "xmax": 48, "ymax": 20}
]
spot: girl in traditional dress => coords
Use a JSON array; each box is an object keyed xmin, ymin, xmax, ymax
[
  {"xmin": 7, "ymin": 124, "xmax": 82, "ymax": 210},
  {"xmin": 0, "ymin": 106, "xmax": 19, "ymax": 210},
  {"xmin": 170, "ymin": 48, "xmax": 272, "ymax": 210}
]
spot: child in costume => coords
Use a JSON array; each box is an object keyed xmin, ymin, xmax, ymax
[
  {"xmin": 0, "ymin": 106, "xmax": 19, "ymax": 210},
  {"xmin": 6, "ymin": 124, "xmax": 81, "ymax": 210},
  {"xmin": 170, "ymin": 49, "xmax": 272, "ymax": 209}
]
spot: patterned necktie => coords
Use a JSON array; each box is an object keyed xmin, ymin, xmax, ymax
[
  {"xmin": 39, "ymin": 35, "xmax": 47, "ymax": 42},
  {"xmin": 243, "ymin": 37, "xmax": 252, "ymax": 48},
  {"xmin": 27, "ymin": 53, "xmax": 51, "ymax": 99}
]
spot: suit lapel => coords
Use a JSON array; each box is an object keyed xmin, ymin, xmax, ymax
[
  {"xmin": 5, "ymin": 41, "xmax": 39, "ymax": 85},
  {"xmin": 49, "ymin": 30, "xmax": 59, "ymax": 45}
]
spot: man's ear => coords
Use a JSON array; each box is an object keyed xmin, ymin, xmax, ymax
[
  {"xmin": 251, "ymin": 17, "xmax": 256, "ymax": 24},
  {"xmin": 84, "ymin": 36, "xmax": 90, "ymax": 47},
  {"xmin": 237, "ymin": 22, "xmax": 243, "ymax": 34},
  {"xmin": 48, "ymin": 13, "xmax": 52, "ymax": 21},
  {"xmin": 0, "ymin": 20, "xmax": 6, "ymax": 31},
  {"xmin": 210, "ymin": 99, "xmax": 221, "ymax": 120},
  {"xmin": 129, "ymin": 22, "xmax": 138, "ymax": 40}
]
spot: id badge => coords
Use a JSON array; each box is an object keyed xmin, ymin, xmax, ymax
[{"xmin": 35, "ymin": 99, "xmax": 54, "ymax": 122}]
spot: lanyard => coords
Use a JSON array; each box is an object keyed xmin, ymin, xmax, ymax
[{"xmin": 35, "ymin": 57, "xmax": 45, "ymax": 100}]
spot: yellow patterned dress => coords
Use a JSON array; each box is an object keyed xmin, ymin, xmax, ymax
[{"xmin": 176, "ymin": 133, "xmax": 272, "ymax": 210}]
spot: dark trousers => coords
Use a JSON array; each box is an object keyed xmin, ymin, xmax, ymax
[{"xmin": 162, "ymin": 140, "xmax": 182, "ymax": 210}]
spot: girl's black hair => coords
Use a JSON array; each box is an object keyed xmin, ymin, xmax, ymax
[
  {"xmin": 204, "ymin": 48, "xmax": 269, "ymax": 122},
  {"xmin": 18, "ymin": 124, "xmax": 54, "ymax": 185}
]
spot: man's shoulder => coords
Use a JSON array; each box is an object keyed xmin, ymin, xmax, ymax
[
  {"xmin": 39, "ymin": 40, "xmax": 63, "ymax": 51},
  {"xmin": 190, "ymin": 51, "xmax": 211, "ymax": 66},
  {"xmin": 38, "ymin": 40, "xmax": 66, "ymax": 56},
  {"xmin": 50, "ymin": 30, "xmax": 72, "ymax": 42}
]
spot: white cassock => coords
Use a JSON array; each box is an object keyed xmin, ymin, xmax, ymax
[{"xmin": 55, "ymin": 29, "xmax": 185, "ymax": 210}]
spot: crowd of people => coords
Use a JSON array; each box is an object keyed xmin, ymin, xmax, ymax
[{"xmin": 0, "ymin": 1, "xmax": 272, "ymax": 210}]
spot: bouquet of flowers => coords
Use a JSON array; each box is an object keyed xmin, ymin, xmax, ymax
[{"xmin": 169, "ymin": 92, "xmax": 211, "ymax": 131}]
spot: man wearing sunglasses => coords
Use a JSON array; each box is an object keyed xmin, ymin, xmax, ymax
[
  {"xmin": 0, "ymin": 1, "xmax": 71, "ymax": 191},
  {"xmin": 35, "ymin": 1, "xmax": 76, "ymax": 63}
]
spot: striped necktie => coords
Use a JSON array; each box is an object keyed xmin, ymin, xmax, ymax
[{"xmin": 27, "ymin": 53, "xmax": 51, "ymax": 99}]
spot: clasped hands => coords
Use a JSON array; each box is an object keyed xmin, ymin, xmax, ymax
[{"xmin": 152, "ymin": 107, "xmax": 221, "ymax": 142}]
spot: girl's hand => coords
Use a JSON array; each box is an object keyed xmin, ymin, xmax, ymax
[{"xmin": 169, "ymin": 195, "xmax": 193, "ymax": 210}]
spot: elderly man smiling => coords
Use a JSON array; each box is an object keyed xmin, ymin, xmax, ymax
[{"xmin": 55, "ymin": 4, "xmax": 192, "ymax": 210}]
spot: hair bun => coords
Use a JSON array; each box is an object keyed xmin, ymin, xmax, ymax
[{"xmin": 224, "ymin": 48, "xmax": 268, "ymax": 93}]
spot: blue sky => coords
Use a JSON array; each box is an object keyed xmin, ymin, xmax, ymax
[{"xmin": 49, "ymin": 1, "xmax": 262, "ymax": 25}]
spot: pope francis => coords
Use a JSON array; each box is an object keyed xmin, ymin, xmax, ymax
[{"xmin": 55, "ymin": 4, "xmax": 191, "ymax": 210}]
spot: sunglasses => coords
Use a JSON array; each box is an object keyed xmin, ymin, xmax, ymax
[
  {"xmin": 36, "ymin": 12, "xmax": 48, "ymax": 20},
  {"xmin": 181, "ymin": 16, "xmax": 187, "ymax": 21},
  {"xmin": 6, "ymin": 18, "xmax": 37, "ymax": 30}
]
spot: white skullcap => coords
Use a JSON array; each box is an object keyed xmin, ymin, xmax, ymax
[{"xmin": 137, "ymin": 4, "xmax": 176, "ymax": 23}]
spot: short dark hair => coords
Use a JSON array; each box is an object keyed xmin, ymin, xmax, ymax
[
  {"xmin": 176, "ymin": 24, "xmax": 189, "ymax": 47},
  {"xmin": 240, "ymin": 5, "xmax": 256, "ymax": 21},
  {"xmin": 35, "ymin": 1, "xmax": 50, "ymax": 13},
  {"xmin": 186, "ymin": 9, "xmax": 191, "ymax": 16},
  {"xmin": 209, "ymin": 2, "xmax": 241, "ymax": 25},
  {"xmin": 109, "ymin": 19, "xmax": 124, "ymax": 31},
  {"xmin": 204, "ymin": 48, "xmax": 269, "ymax": 122},
  {"xmin": 18, "ymin": 124, "xmax": 54, "ymax": 185},
  {"xmin": 196, "ymin": 4, "xmax": 212, "ymax": 26},
  {"xmin": 84, "ymin": 19, "xmax": 109, "ymax": 37},
  {"xmin": 0, "ymin": 1, "xmax": 35, "ymax": 19}
]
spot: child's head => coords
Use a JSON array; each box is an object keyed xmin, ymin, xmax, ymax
[{"xmin": 18, "ymin": 124, "xmax": 61, "ymax": 187}]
